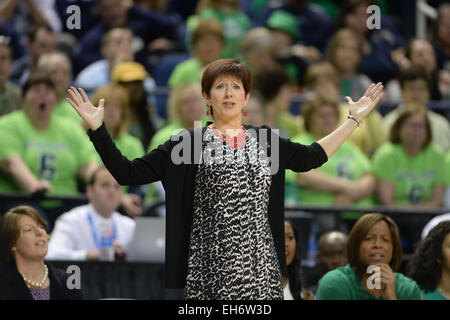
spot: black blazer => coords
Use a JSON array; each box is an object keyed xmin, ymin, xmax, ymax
[
  {"xmin": 0, "ymin": 261, "xmax": 82, "ymax": 300},
  {"xmin": 88, "ymin": 123, "xmax": 328, "ymax": 288}
]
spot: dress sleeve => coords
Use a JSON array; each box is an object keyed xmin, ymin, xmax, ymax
[
  {"xmin": 87, "ymin": 123, "xmax": 167, "ymax": 185},
  {"xmin": 281, "ymin": 137, "xmax": 328, "ymax": 172}
]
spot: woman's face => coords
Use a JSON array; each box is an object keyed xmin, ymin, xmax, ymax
[
  {"xmin": 402, "ymin": 79, "xmax": 429, "ymax": 106},
  {"xmin": 243, "ymin": 97, "xmax": 265, "ymax": 127},
  {"xmin": 12, "ymin": 215, "xmax": 49, "ymax": 261},
  {"xmin": 359, "ymin": 221, "xmax": 393, "ymax": 267},
  {"xmin": 440, "ymin": 232, "xmax": 450, "ymax": 273},
  {"xmin": 312, "ymin": 76, "xmax": 339, "ymax": 102},
  {"xmin": 285, "ymin": 221, "xmax": 296, "ymax": 267},
  {"xmin": 410, "ymin": 39, "xmax": 437, "ymax": 74},
  {"xmin": 195, "ymin": 35, "xmax": 223, "ymax": 66},
  {"xmin": 399, "ymin": 113, "xmax": 428, "ymax": 149},
  {"xmin": 179, "ymin": 87, "xmax": 204, "ymax": 124},
  {"xmin": 24, "ymin": 83, "xmax": 56, "ymax": 121},
  {"xmin": 204, "ymin": 75, "xmax": 249, "ymax": 122},
  {"xmin": 333, "ymin": 38, "xmax": 361, "ymax": 75},
  {"xmin": 310, "ymin": 104, "xmax": 338, "ymax": 137},
  {"xmin": 103, "ymin": 98, "xmax": 123, "ymax": 131},
  {"xmin": 274, "ymin": 85, "xmax": 293, "ymax": 112}
]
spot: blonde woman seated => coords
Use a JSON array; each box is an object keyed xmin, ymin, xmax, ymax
[{"xmin": 303, "ymin": 61, "xmax": 386, "ymax": 157}]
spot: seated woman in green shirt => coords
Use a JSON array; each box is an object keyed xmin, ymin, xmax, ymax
[
  {"xmin": 91, "ymin": 84, "xmax": 145, "ymax": 218},
  {"xmin": 316, "ymin": 213, "xmax": 422, "ymax": 300},
  {"xmin": 285, "ymin": 96, "xmax": 375, "ymax": 231},
  {"xmin": 372, "ymin": 109, "xmax": 446, "ymax": 252},
  {"xmin": 407, "ymin": 221, "xmax": 450, "ymax": 300}
]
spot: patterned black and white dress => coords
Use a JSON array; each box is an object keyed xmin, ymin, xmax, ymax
[{"xmin": 185, "ymin": 127, "xmax": 283, "ymax": 300}]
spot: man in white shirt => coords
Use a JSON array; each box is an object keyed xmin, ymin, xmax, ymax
[{"xmin": 46, "ymin": 167, "xmax": 136, "ymax": 260}]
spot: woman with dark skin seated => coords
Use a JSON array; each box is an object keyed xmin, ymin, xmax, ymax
[{"xmin": 67, "ymin": 58, "xmax": 383, "ymax": 300}]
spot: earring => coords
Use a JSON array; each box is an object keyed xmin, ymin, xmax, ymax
[
  {"xmin": 243, "ymin": 110, "xmax": 247, "ymax": 117},
  {"xmin": 206, "ymin": 109, "xmax": 210, "ymax": 116}
]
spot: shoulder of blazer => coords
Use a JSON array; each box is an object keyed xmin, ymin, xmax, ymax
[{"xmin": 0, "ymin": 262, "xmax": 33, "ymax": 300}]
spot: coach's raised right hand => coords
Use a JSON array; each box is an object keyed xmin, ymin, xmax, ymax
[{"xmin": 67, "ymin": 87, "xmax": 104, "ymax": 131}]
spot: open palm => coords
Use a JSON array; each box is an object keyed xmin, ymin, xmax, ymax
[
  {"xmin": 345, "ymin": 82, "xmax": 384, "ymax": 121},
  {"xmin": 67, "ymin": 87, "xmax": 104, "ymax": 130}
]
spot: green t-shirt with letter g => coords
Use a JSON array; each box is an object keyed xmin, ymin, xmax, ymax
[{"xmin": 372, "ymin": 143, "xmax": 446, "ymax": 205}]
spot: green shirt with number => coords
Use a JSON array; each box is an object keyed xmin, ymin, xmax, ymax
[
  {"xmin": 372, "ymin": 143, "xmax": 446, "ymax": 205},
  {"xmin": 0, "ymin": 110, "xmax": 97, "ymax": 195}
]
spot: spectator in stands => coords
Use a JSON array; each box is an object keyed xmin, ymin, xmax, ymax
[
  {"xmin": 0, "ymin": 35, "xmax": 21, "ymax": 117},
  {"xmin": 285, "ymin": 97, "xmax": 375, "ymax": 230},
  {"xmin": 168, "ymin": 19, "xmax": 224, "ymax": 88},
  {"xmin": 327, "ymin": 28, "xmax": 372, "ymax": 101},
  {"xmin": 74, "ymin": 28, "xmax": 134, "ymax": 97},
  {"xmin": 284, "ymin": 218, "xmax": 315, "ymax": 300},
  {"xmin": 304, "ymin": 230, "xmax": 348, "ymax": 294},
  {"xmin": 265, "ymin": 10, "xmax": 309, "ymax": 89},
  {"xmin": 186, "ymin": 0, "xmax": 251, "ymax": 59},
  {"xmin": 91, "ymin": 84, "xmax": 145, "ymax": 218},
  {"xmin": 259, "ymin": 0, "xmax": 332, "ymax": 56},
  {"xmin": 373, "ymin": 109, "xmax": 446, "ymax": 252},
  {"xmin": 316, "ymin": 213, "xmax": 422, "ymax": 300},
  {"xmin": 383, "ymin": 65, "xmax": 450, "ymax": 153},
  {"xmin": 422, "ymin": 212, "xmax": 450, "ymax": 240},
  {"xmin": 38, "ymin": 51, "xmax": 80, "ymax": 124},
  {"xmin": 111, "ymin": 61, "xmax": 159, "ymax": 150},
  {"xmin": 46, "ymin": 167, "xmax": 136, "ymax": 261},
  {"xmin": 432, "ymin": 4, "xmax": 450, "ymax": 72},
  {"xmin": 0, "ymin": 205, "xmax": 81, "ymax": 299},
  {"xmin": 304, "ymin": 62, "xmax": 386, "ymax": 157},
  {"xmin": 240, "ymin": 27, "xmax": 278, "ymax": 75},
  {"xmin": 145, "ymin": 82, "xmax": 205, "ymax": 208},
  {"xmin": 252, "ymin": 64, "xmax": 301, "ymax": 139},
  {"xmin": 334, "ymin": 0, "xmax": 403, "ymax": 84},
  {"xmin": 0, "ymin": 0, "xmax": 61, "ymax": 45},
  {"xmin": 75, "ymin": 0, "xmax": 176, "ymax": 73},
  {"xmin": 0, "ymin": 73, "xmax": 99, "ymax": 231},
  {"xmin": 11, "ymin": 24, "xmax": 57, "ymax": 85},
  {"xmin": 407, "ymin": 221, "xmax": 450, "ymax": 300},
  {"xmin": 374, "ymin": 109, "xmax": 445, "ymax": 208},
  {"xmin": 242, "ymin": 95, "xmax": 264, "ymax": 128},
  {"xmin": 386, "ymin": 38, "xmax": 448, "ymax": 102}
]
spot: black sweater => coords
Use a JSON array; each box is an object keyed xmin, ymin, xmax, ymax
[
  {"xmin": 0, "ymin": 261, "xmax": 82, "ymax": 300},
  {"xmin": 87, "ymin": 123, "xmax": 328, "ymax": 288}
]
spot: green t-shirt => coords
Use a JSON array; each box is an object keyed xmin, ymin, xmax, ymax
[
  {"xmin": 372, "ymin": 143, "xmax": 446, "ymax": 205},
  {"xmin": 316, "ymin": 264, "xmax": 422, "ymax": 300},
  {"xmin": 0, "ymin": 110, "xmax": 97, "ymax": 195},
  {"xmin": 285, "ymin": 133, "xmax": 374, "ymax": 208},
  {"xmin": 187, "ymin": 10, "xmax": 251, "ymax": 59},
  {"xmin": 446, "ymin": 153, "xmax": 450, "ymax": 187},
  {"xmin": 168, "ymin": 58, "xmax": 203, "ymax": 89},
  {"xmin": 53, "ymin": 99, "xmax": 82, "ymax": 125},
  {"xmin": 147, "ymin": 122, "xmax": 184, "ymax": 153},
  {"xmin": 422, "ymin": 289, "xmax": 448, "ymax": 300},
  {"xmin": 95, "ymin": 133, "xmax": 144, "ymax": 164}
]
